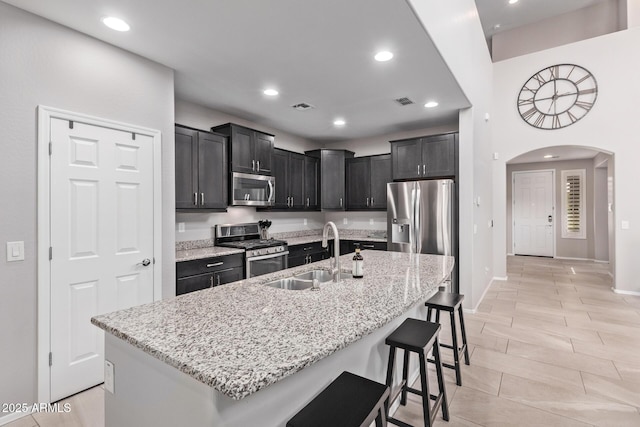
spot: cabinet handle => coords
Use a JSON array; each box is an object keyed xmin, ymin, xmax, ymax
[
  {"xmin": 257, "ymin": 160, "xmax": 260, "ymax": 171},
  {"xmin": 417, "ymin": 165, "xmax": 421, "ymax": 175},
  {"xmin": 306, "ymin": 197, "xmax": 310, "ymax": 207},
  {"xmin": 210, "ymin": 276, "xmax": 214, "ymax": 288},
  {"xmin": 291, "ymin": 196, "xmax": 293, "ymax": 206},
  {"xmin": 423, "ymin": 164, "xmax": 426, "ymax": 175},
  {"xmin": 366, "ymin": 197, "xmax": 369, "ymax": 207},
  {"xmin": 371, "ymin": 197, "xmax": 374, "ymax": 205},
  {"xmin": 339, "ymin": 197, "xmax": 343, "ymax": 207},
  {"xmin": 362, "ymin": 244, "xmax": 375, "ymax": 249},
  {"xmin": 194, "ymin": 192, "xmax": 198, "ymax": 205},
  {"xmin": 201, "ymin": 192, "xmax": 205, "ymax": 205},
  {"xmin": 252, "ymin": 159, "xmax": 255, "ymax": 171},
  {"xmin": 303, "ymin": 247, "xmax": 313, "ymax": 251},
  {"xmin": 206, "ymin": 262, "xmax": 224, "ymax": 268},
  {"xmin": 217, "ymin": 275, "xmax": 221, "ymax": 286}
]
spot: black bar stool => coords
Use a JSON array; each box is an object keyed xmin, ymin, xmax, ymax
[
  {"xmin": 384, "ymin": 318, "xmax": 449, "ymax": 427},
  {"xmin": 425, "ymin": 292, "xmax": 470, "ymax": 386},
  {"xmin": 287, "ymin": 371, "xmax": 390, "ymax": 427}
]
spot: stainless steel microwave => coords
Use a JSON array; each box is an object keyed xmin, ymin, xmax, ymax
[{"xmin": 230, "ymin": 172, "xmax": 275, "ymax": 206}]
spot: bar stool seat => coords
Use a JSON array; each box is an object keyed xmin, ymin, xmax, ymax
[
  {"xmin": 425, "ymin": 291, "xmax": 470, "ymax": 386},
  {"xmin": 287, "ymin": 371, "xmax": 390, "ymax": 427},
  {"xmin": 385, "ymin": 318, "xmax": 449, "ymax": 427}
]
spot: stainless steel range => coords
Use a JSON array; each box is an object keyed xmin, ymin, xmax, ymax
[{"xmin": 215, "ymin": 223, "xmax": 288, "ymax": 278}]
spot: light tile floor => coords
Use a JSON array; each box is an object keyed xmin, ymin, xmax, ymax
[{"xmin": 7, "ymin": 256, "xmax": 640, "ymax": 426}]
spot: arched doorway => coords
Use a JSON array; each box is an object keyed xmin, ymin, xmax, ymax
[{"xmin": 506, "ymin": 145, "xmax": 614, "ymax": 282}]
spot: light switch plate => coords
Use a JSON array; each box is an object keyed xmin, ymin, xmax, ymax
[
  {"xmin": 6, "ymin": 241, "xmax": 24, "ymax": 262},
  {"xmin": 104, "ymin": 360, "xmax": 115, "ymax": 393},
  {"xmin": 177, "ymin": 222, "xmax": 185, "ymax": 233},
  {"xmin": 343, "ymin": 218, "xmax": 348, "ymax": 225},
  {"xmin": 621, "ymin": 220, "xmax": 630, "ymax": 230}
]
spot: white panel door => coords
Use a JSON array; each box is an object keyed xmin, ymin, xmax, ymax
[
  {"xmin": 49, "ymin": 118, "xmax": 155, "ymax": 402},
  {"xmin": 513, "ymin": 171, "xmax": 554, "ymax": 257}
]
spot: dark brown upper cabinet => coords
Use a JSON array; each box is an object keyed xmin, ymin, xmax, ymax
[
  {"xmin": 305, "ymin": 149, "xmax": 354, "ymax": 211},
  {"xmin": 211, "ymin": 123, "xmax": 274, "ymax": 175},
  {"xmin": 346, "ymin": 154, "xmax": 391, "ymax": 211},
  {"xmin": 175, "ymin": 125, "xmax": 227, "ymax": 211},
  {"xmin": 263, "ymin": 149, "xmax": 319, "ymax": 211},
  {"xmin": 390, "ymin": 133, "xmax": 457, "ymax": 181}
]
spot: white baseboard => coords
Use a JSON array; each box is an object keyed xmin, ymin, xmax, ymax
[
  {"xmin": 612, "ymin": 287, "xmax": 640, "ymax": 297},
  {"xmin": 0, "ymin": 411, "xmax": 33, "ymax": 426},
  {"xmin": 554, "ymin": 256, "xmax": 610, "ymax": 263},
  {"xmin": 493, "ymin": 276, "xmax": 508, "ymax": 281},
  {"xmin": 463, "ymin": 276, "xmax": 502, "ymax": 314},
  {"xmin": 507, "ymin": 253, "xmax": 514, "ymax": 257}
]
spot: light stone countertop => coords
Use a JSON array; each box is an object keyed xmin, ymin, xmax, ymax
[
  {"xmin": 175, "ymin": 246, "xmax": 244, "ymax": 262},
  {"xmin": 92, "ymin": 250, "xmax": 453, "ymax": 400}
]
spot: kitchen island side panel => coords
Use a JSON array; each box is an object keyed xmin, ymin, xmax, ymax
[{"xmin": 105, "ymin": 302, "xmax": 428, "ymax": 427}]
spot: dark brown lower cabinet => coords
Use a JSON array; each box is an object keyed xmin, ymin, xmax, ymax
[{"xmin": 176, "ymin": 253, "xmax": 244, "ymax": 295}]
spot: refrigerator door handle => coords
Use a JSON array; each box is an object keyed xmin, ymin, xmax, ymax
[{"xmin": 414, "ymin": 185, "xmax": 421, "ymax": 254}]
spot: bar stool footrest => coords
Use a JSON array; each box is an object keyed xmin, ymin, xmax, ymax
[{"xmin": 388, "ymin": 417, "xmax": 414, "ymax": 427}]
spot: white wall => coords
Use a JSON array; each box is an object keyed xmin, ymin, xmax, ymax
[
  {"xmin": 492, "ymin": 27, "xmax": 640, "ymax": 293},
  {"xmin": 0, "ymin": 2, "xmax": 175, "ymax": 415},
  {"xmin": 406, "ymin": 0, "xmax": 494, "ymax": 309},
  {"xmin": 492, "ymin": 0, "xmax": 621, "ymax": 62},
  {"xmin": 594, "ymin": 164, "xmax": 610, "ymax": 261}
]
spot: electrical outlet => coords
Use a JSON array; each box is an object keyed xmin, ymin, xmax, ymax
[
  {"xmin": 104, "ymin": 360, "xmax": 115, "ymax": 393},
  {"xmin": 343, "ymin": 218, "xmax": 348, "ymax": 225},
  {"xmin": 178, "ymin": 222, "xmax": 185, "ymax": 233},
  {"xmin": 369, "ymin": 218, "xmax": 374, "ymax": 225},
  {"xmin": 303, "ymin": 218, "xmax": 307, "ymax": 225}
]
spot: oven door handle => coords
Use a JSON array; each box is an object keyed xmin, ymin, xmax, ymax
[{"xmin": 247, "ymin": 251, "xmax": 289, "ymax": 262}]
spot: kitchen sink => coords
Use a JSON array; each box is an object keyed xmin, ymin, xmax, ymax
[
  {"xmin": 264, "ymin": 277, "xmax": 315, "ymax": 291},
  {"xmin": 264, "ymin": 270, "xmax": 353, "ymax": 290},
  {"xmin": 294, "ymin": 270, "xmax": 352, "ymax": 282}
]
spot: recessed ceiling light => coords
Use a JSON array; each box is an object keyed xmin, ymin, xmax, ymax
[
  {"xmin": 424, "ymin": 101, "xmax": 439, "ymax": 108},
  {"xmin": 102, "ymin": 16, "xmax": 130, "ymax": 32},
  {"xmin": 374, "ymin": 51, "xmax": 394, "ymax": 62},
  {"xmin": 333, "ymin": 119, "xmax": 346, "ymax": 126},
  {"xmin": 263, "ymin": 88, "xmax": 279, "ymax": 96},
  {"xmin": 508, "ymin": 0, "xmax": 519, "ymax": 4},
  {"xmin": 493, "ymin": 24, "xmax": 501, "ymax": 30}
]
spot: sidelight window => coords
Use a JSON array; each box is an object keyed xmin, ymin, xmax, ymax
[{"xmin": 561, "ymin": 169, "xmax": 586, "ymax": 239}]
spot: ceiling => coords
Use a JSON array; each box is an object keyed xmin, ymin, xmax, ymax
[
  {"xmin": 3, "ymin": 0, "xmax": 471, "ymax": 142},
  {"xmin": 475, "ymin": 0, "xmax": 612, "ymax": 40}
]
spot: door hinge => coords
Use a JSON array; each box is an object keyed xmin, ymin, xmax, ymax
[
  {"xmin": 49, "ymin": 352, "xmax": 52, "ymax": 366},
  {"xmin": 132, "ymin": 132, "xmax": 136, "ymax": 140},
  {"xmin": 49, "ymin": 247, "xmax": 52, "ymax": 260},
  {"xmin": 48, "ymin": 142, "xmax": 52, "ymax": 156},
  {"xmin": 68, "ymin": 120, "xmax": 74, "ymax": 129}
]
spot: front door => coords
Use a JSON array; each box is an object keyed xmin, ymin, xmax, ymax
[
  {"xmin": 513, "ymin": 170, "xmax": 554, "ymax": 257},
  {"xmin": 49, "ymin": 118, "xmax": 155, "ymax": 401}
]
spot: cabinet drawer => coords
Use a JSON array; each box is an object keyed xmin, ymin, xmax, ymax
[
  {"xmin": 177, "ymin": 253, "xmax": 244, "ymax": 278},
  {"xmin": 341, "ymin": 240, "xmax": 387, "ymax": 254}
]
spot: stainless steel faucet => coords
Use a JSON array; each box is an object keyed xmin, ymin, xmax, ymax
[{"xmin": 322, "ymin": 221, "xmax": 341, "ymax": 283}]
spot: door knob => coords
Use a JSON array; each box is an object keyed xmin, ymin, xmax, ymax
[
  {"xmin": 548, "ymin": 215, "xmax": 553, "ymax": 223},
  {"xmin": 138, "ymin": 258, "xmax": 151, "ymax": 267}
]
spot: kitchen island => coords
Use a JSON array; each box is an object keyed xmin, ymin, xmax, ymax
[{"xmin": 92, "ymin": 250, "xmax": 453, "ymax": 427}]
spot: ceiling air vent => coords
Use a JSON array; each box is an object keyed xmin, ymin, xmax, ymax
[
  {"xmin": 291, "ymin": 102, "xmax": 315, "ymax": 111},
  {"xmin": 395, "ymin": 97, "xmax": 414, "ymax": 106}
]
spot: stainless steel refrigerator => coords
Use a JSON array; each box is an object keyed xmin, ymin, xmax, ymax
[{"xmin": 387, "ymin": 179, "xmax": 458, "ymax": 292}]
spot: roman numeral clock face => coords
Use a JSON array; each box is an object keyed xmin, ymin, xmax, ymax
[{"xmin": 517, "ymin": 64, "xmax": 598, "ymax": 130}]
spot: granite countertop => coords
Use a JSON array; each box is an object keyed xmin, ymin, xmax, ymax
[
  {"xmin": 92, "ymin": 251, "xmax": 453, "ymax": 400},
  {"xmin": 175, "ymin": 246, "xmax": 244, "ymax": 262},
  {"xmin": 274, "ymin": 229, "xmax": 387, "ymax": 247}
]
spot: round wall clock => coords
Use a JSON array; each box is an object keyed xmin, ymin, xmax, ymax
[{"xmin": 517, "ymin": 64, "xmax": 597, "ymax": 130}]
